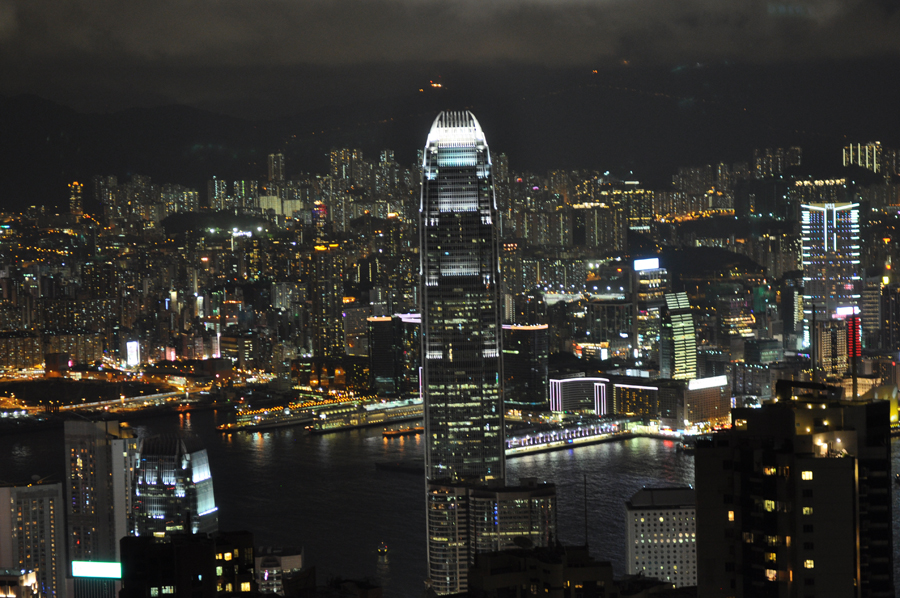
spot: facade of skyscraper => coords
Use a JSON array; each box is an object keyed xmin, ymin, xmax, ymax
[
  {"xmin": 800, "ymin": 201, "xmax": 861, "ymax": 347},
  {"xmin": 660, "ymin": 292, "xmax": 697, "ymax": 380},
  {"xmin": 64, "ymin": 421, "xmax": 138, "ymax": 564},
  {"xmin": 305, "ymin": 244, "xmax": 345, "ymax": 358},
  {"xmin": 133, "ymin": 434, "xmax": 218, "ymax": 537},
  {"xmin": 421, "ymin": 111, "xmax": 533, "ymax": 595},
  {"xmin": 420, "ymin": 111, "xmax": 504, "ymax": 486}
]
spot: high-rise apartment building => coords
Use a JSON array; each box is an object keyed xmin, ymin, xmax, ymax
[
  {"xmin": 696, "ymin": 383, "xmax": 893, "ymax": 597},
  {"xmin": 305, "ymin": 244, "xmax": 344, "ymax": 358},
  {"xmin": 267, "ymin": 153, "xmax": 285, "ymax": 182},
  {"xmin": 420, "ymin": 111, "xmax": 504, "ymax": 485},
  {"xmin": 65, "ymin": 421, "xmax": 139, "ymax": 563},
  {"xmin": 69, "ymin": 181, "xmax": 84, "ymax": 216},
  {"xmin": 0, "ymin": 483, "xmax": 66, "ymax": 598},
  {"xmin": 800, "ymin": 201, "xmax": 861, "ymax": 347},
  {"xmin": 133, "ymin": 435, "xmax": 218, "ymax": 537},
  {"xmin": 625, "ymin": 487, "xmax": 697, "ymax": 588}
]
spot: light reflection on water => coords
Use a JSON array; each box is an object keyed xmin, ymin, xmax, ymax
[{"xmin": 4, "ymin": 415, "xmax": 900, "ymax": 596}]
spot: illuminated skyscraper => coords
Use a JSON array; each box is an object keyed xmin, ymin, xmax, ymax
[
  {"xmin": 420, "ymin": 111, "xmax": 504, "ymax": 485},
  {"xmin": 421, "ymin": 111, "xmax": 506, "ymax": 594},
  {"xmin": 660, "ymin": 292, "xmax": 697, "ymax": 380},
  {"xmin": 800, "ymin": 202, "xmax": 861, "ymax": 346},
  {"xmin": 133, "ymin": 434, "xmax": 218, "ymax": 537},
  {"xmin": 69, "ymin": 181, "xmax": 83, "ymax": 216},
  {"xmin": 305, "ymin": 244, "xmax": 345, "ymax": 358}
]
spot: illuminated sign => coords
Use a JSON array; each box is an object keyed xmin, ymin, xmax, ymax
[
  {"xmin": 72, "ymin": 561, "xmax": 122, "ymax": 579},
  {"xmin": 834, "ymin": 306, "xmax": 860, "ymax": 317},
  {"xmin": 126, "ymin": 341, "xmax": 140, "ymax": 367},
  {"xmin": 688, "ymin": 376, "xmax": 728, "ymax": 391},
  {"xmin": 633, "ymin": 258, "xmax": 660, "ymax": 271}
]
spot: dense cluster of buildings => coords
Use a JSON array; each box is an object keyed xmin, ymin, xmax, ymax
[{"xmin": 1, "ymin": 113, "xmax": 898, "ymax": 597}]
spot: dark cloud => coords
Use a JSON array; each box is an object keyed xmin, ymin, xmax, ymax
[{"xmin": 1, "ymin": 0, "xmax": 898, "ymax": 115}]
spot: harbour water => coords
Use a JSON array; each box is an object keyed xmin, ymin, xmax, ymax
[{"xmin": 2, "ymin": 410, "xmax": 899, "ymax": 596}]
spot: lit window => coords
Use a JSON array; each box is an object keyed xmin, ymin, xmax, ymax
[
  {"xmin": 766, "ymin": 569, "xmax": 777, "ymax": 581},
  {"xmin": 804, "ymin": 560, "xmax": 814, "ymax": 569},
  {"xmin": 224, "ymin": 552, "xmax": 232, "ymax": 561},
  {"xmin": 764, "ymin": 500, "xmax": 775, "ymax": 512},
  {"xmin": 162, "ymin": 587, "xmax": 174, "ymax": 594},
  {"xmin": 150, "ymin": 589, "xmax": 158, "ymax": 597},
  {"xmin": 802, "ymin": 507, "xmax": 813, "ymax": 515},
  {"xmin": 241, "ymin": 582, "xmax": 251, "ymax": 592},
  {"xmin": 801, "ymin": 471, "xmax": 813, "ymax": 481},
  {"xmin": 216, "ymin": 566, "xmax": 223, "ymax": 576},
  {"xmin": 727, "ymin": 511, "xmax": 734, "ymax": 522}
]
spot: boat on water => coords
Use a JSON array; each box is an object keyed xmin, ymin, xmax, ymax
[
  {"xmin": 382, "ymin": 425, "xmax": 424, "ymax": 438},
  {"xmin": 377, "ymin": 543, "xmax": 389, "ymax": 555}
]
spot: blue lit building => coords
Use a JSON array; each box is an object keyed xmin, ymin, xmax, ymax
[{"xmin": 133, "ymin": 435, "xmax": 218, "ymax": 537}]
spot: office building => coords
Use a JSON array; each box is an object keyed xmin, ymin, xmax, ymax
[
  {"xmin": 632, "ymin": 258, "xmax": 669, "ymax": 360},
  {"xmin": 420, "ymin": 111, "xmax": 504, "ymax": 486},
  {"xmin": 426, "ymin": 481, "xmax": 557, "ymax": 594},
  {"xmin": 660, "ymin": 292, "xmax": 697, "ymax": 380},
  {"xmin": 422, "ymin": 112, "xmax": 556, "ymax": 596},
  {"xmin": 0, "ymin": 483, "xmax": 66, "ymax": 598},
  {"xmin": 133, "ymin": 434, "xmax": 218, "ymax": 537},
  {"xmin": 696, "ymin": 382, "xmax": 893, "ymax": 597},
  {"xmin": 625, "ymin": 487, "xmax": 697, "ymax": 588},
  {"xmin": 65, "ymin": 421, "xmax": 138, "ymax": 564},
  {"xmin": 502, "ymin": 324, "xmax": 549, "ymax": 412},
  {"xmin": 800, "ymin": 201, "xmax": 861, "ymax": 347}
]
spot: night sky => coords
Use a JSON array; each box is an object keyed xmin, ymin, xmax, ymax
[
  {"xmin": 2, "ymin": 0, "xmax": 900, "ymax": 208},
  {"xmin": 2, "ymin": 0, "xmax": 899, "ymax": 117}
]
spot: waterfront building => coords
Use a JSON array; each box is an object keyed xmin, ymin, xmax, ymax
[
  {"xmin": 800, "ymin": 201, "xmax": 861, "ymax": 347},
  {"xmin": 133, "ymin": 434, "xmax": 218, "ymax": 537},
  {"xmin": 659, "ymin": 292, "xmax": 697, "ymax": 380},
  {"xmin": 426, "ymin": 481, "xmax": 557, "ymax": 594},
  {"xmin": 421, "ymin": 112, "xmax": 564, "ymax": 596},
  {"xmin": 65, "ymin": 421, "xmax": 138, "ymax": 563},
  {"xmin": 632, "ymin": 258, "xmax": 669, "ymax": 360},
  {"xmin": 696, "ymin": 382, "xmax": 893, "ymax": 597},
  {"xmin": 420, "ymin": 111, "xmax": 504, "ymax": 486},
  {"xmin": 625, "ymin": 487, "xmax": 697, "ymax": 588},
  {"xmin": 0, "ymin": 483, "xmax": 65, "ymax": 598},
  {"xmin": 502, "ymin": 324, "xmax": 549, "ymax": 412}
]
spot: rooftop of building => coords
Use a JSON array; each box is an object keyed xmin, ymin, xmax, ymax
[{"xmin": 627, "ymin": 486, "xmax": 696, "ymax": 509}]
